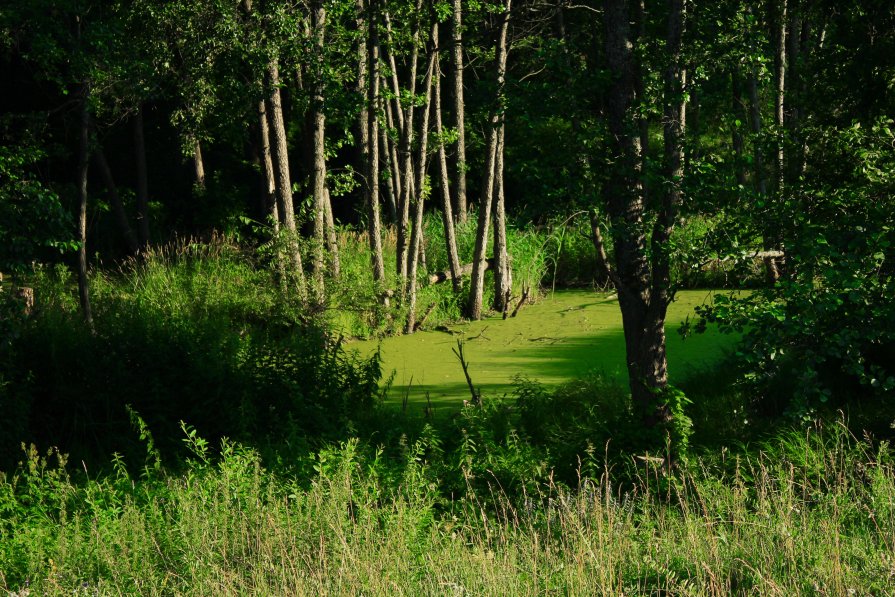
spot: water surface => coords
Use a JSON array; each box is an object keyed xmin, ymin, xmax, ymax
[{"xmin": 349, "ymin": 289, "xmax": 737, "ymax": 413}]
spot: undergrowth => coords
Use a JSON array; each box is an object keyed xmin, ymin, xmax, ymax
[{"xmin": 0, "ymin": 420, "xmax": 892, "ymax": 595}]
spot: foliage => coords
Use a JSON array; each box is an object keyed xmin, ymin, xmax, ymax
[
  {"xmin": 0, "ymin": 123, "xmax": 74, "ymax": 274},
  {"xmin": 1, "ymin": 421, "xmax": 893, "ymax": 594},
  {"xmin": 696, "ymin": 120, "xmax": 895, "ymax": 420},
  {"xmin": 0, "ymin": 238, "xmax": 383, "ymax": 471}
]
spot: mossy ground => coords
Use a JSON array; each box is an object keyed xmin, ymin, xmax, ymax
[{"xmin": 350, "ymin": 289, "xmax": 738, "ymax": 413}]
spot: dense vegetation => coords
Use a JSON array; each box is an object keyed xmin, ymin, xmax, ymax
[{"xmin": 2, "ymin": 0, "xmax": 894, "ymax": 592}]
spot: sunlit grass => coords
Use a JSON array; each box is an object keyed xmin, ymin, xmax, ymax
[{"xmin": 1, "ymin": 423, "xmax": 892, "ymax": 595}]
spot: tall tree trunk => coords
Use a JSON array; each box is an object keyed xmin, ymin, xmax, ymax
[
  {"xmin": 643, "ymin": 0, "xmax": 687, "ymax": 418},
  {"xmin": 311, "ymin": 1, "xmax": 328, "ymax": 296},
  {"xmin": 258, "ymin": 100, "xmax": 279, "ymax": 229},
  {"xmin": 367, "ymin": 0, "xmax": 387, "ymax": 289},
  {"xmin": 323, "ymin": 188, "xmax": 340, "ymax": 277},
  {"xmin": 601, "ymin": 0, "xmax": 651, "ymax": 413},
  {"xmin": 434, "ymin": 41, "xmax": 462, "ymax": 294},
  {"xmin": 492, "ymin": 124, "xmax": 511, "ymax": 311},
  {"xmin": 747, "ymin": 70, "xmax": 780, "ymax": 284},
  {"xmin": 266, "ymin": 58, "xmax": 307, "ymax": 299},
  {"xmin": 393, "ymin": 1, "xmax": 423, "ymax": 289},
  {"xmin": 383, "ymin": 90, "xmax": 403, "ymax": 214},
  {"xmin": 133, "ymin": 106, "xmax": 150, "ymax": 251},
  {"xmin": 789, "ymin": 2, "xmax": 810, "ymax": 182},
  {"xmin": 380, "ymin": 123, "xmax": 399, "ymax": 223},
  {"xmin": 632, "ymin": 0, "xmax": 650, "ymax": 193},
  {"xmin": 405, "ymin": 27, "xmax": 437, "ymax": 334},
  {"xmin": 258, "ymin": 98, "xmax": 288, "ymax": 283},
  {"xmin": 76, "ymin": 85, "xmax": 93, "ymax": 328},
  {"xmin": 451, "ymin": 0, "xmax": 467, "ymax": 223},
  {"xmin": 93, "ymin": 147, "xmax": 141, "ymax": 255},
  {"xmin": 192, "ymin": 137, "xmax": 206, "ymax": 192},
  {"xmin": 468, "ymin": 0, "xmax": 511, "ymax": 320},
  {"xmin": 731, "ymin": 68, "xmax": 747, "ymax": 187},
  {"xmin": 774, "ymin": 0, "xmax": 787, "ymax": 200}
]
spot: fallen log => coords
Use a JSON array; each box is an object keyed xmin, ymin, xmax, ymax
[{"xmin": 427, "ymin": 258, "xmax": 495, "ymax": 285}]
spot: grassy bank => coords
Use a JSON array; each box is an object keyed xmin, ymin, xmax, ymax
[{"xmin": 1, "ymin": 422, "xmax": 892, "ymax": 595}]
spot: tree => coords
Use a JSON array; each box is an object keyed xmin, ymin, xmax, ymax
[
  {"xmin": 594, "ymin": 0, "xmax": 687, "ymax": 431},
  {"xmin": 467, "ymin": 0, "xmax": 511, "ymax": 320}
]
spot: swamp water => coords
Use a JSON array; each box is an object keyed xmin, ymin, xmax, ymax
[{"xmin": 350, "ymin": 289, "xmax": 739, "ymax": 414}]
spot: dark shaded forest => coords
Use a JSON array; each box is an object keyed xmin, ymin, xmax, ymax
[{"xmin": 1, "ymin": 0, "xmax": 894, "ymax": 592}]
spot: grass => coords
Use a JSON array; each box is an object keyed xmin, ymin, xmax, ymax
[
  {"xmin": 350, "ymin": 289, "xmax": 739, "ymax": 413},
  {"xmin": 0, "ymin": 422, "xmax": 892, "ymax": 595}
]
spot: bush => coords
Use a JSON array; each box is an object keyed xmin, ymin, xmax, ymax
[{"xmin": 0, "ymin": 240, "xmax": 384, "ymax": 471}]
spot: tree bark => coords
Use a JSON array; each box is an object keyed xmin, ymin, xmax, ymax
[
  {"xmin": 773, "ymin": 0, "xmax": 787, "ymax": 201},
  {"xmin": 434, "ymin": 41, "xmax": 462, "ymax": 294},
  {"xmin": 311, "ymin": 1, "xmax": 328, "ymax": 296},
  {"xmin": 367, "ymin": 0, "xmax": 386, "ymax": 288},
  {"xmin": 731, "ymin": 68, "xmax": 747, "ymax": 187},
  {"xmin": 192, "ymin": 137, "xmax": 206, "ymax": 192},
  {"xmin": 382, "ymin": 88, "xmax": 402, "ymax": 216},
  {"xmin": 265, "ymin": 58, "xmax": 307, "ymax": 299},
  {"xmin": 258, "ymin": 100, "xmax": 279, "ymax": 230},
  {"xmin": 93, "ymin": 147, "xmax": 140, "ymax": 255},
  {"xmin": 602, "ymin": 0, "xmax": 652, "ymax": 415},
  {"xmin": 76, "ymin": 85, "xmax": 93, "ymax": 328},
  {"xmin": 451, "ymin": 0, "xmax": 467, "ymax": 222},
  {"xmin": 492, "ymin": 124, "xmax": 511, "ymax": 311},
  {"xmin": 640, "ymin": 0, "xmax": 687, "ymax": 417},
  {"xmin": 747, "ymin": 69, "xmax": 780, "ymax": 284},
  {"xmin": 133, "ymin": 106, "xmax": 150, "ymax": 251},
  {"xmin": 468, "ymin": 0, "xmax": 511, "ymax": 320},
  {"xmin": 405, "ymin": 26, "xmax": 437, "ymax": 334},
  {"xmin": 380, "ymin": 122, "xmax": 399, "ymax": 223},
  {"xmin": 393, "ymin": 1, "xmax": 423, "ymax": 288}
]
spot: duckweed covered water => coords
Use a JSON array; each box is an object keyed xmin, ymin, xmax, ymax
[{"xmin": 350, "ymin": 290, "xmax": 738, "ymax": 413}]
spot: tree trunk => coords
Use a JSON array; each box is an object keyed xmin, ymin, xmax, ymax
[
  {"xmin": 258, "ymin": 100, "xmax": 279, "ymax": 230},
  {"xmin": 380, "ymin": 122, "xmax": 399, "ymax": 223},
  {"xmin": 451, "ymin": 0, "xmax": 467, "ymax": 222},
  {"xmin": 367, "ymin": 0, "xmax": 387, "ymax": 288},
  {"xmin": 323, "ymin": 188, "xmax": 340, "ymax": 277},
  {"xmin": 492, "ymin": 124, "xmax": 511, "ymax": 311},
  {"xmin": 602, "ymin": 0, "xmax": 652, "ymax": 413},
  {"xmin": 731, "ymin": 68, "xmax": 747, "ymax": 187},
  {"xmin": 93, "ymin": 147, "xmax": 140, "ymax": 255},
  {"xmin": 311, "ymin": 1, "xmax": 328, "ymax": 296},
  {"xmin": 405, "ymin": 27, "xmax": 437, "ymax": 334},
  {"xmin": 468, "ymin": 0, "xmax": 511, "ymax": 320},
  {"xmin": 641, "ymin": 0, "xmax": 688, "ymax": 418},
  {"xmin": 393, "ymin": 1, "xmax": 423, "ymax": 288},
  {"xmin": 192, "ymin": 137, "xmax": 206, "ymax": 192},
  {"xmin": 383, "ymin": 89, "xmax": 402, "ymax": 216},
  {"xmin": 133, "ymin": 106, "xmax": 150, "ymax": 251},
  {"xmin": 434, "ymin": 42, "xmax": 462, "ymax": 294},
  {"xmin": 747, "ymin": 69, "xmax": 780, "ymax": 284},
  {"xmin": 786, "ymin": 1, "xmax": 806, "ymax": 183},
  {"xmin": 774, "ymin": 0, "xmax": 787, "ymax": 201},
  {"xmin": 266, "ymin": 58, "xmax": 307, "ymax": 299},
  {"xmin": 76, "ymin": 85, "xmax": 93, "ymax": 328},
  {"xmin": 632, "ymin": 0, "xmax": 650, "ymax": 195}
]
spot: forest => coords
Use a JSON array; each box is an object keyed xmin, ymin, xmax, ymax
[{"xmin": 1, "ymin": 0, "xmax": 894, "ymax": 593}]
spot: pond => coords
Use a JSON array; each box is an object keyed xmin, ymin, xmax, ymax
[{"xmin": 349, "ymin": 289, "xmax": 740, "ymax": 414}]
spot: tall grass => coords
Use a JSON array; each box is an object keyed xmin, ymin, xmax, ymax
[
  {"xmin": 327, "ymin": 212, "xmax": 551, "ymax": 337},
  {"xmin": 0, "ymin": 238, "xmax": 383, "ymax": 470},
  {"xmin": 1, "ymin": 422, "xmax": 892, "ymax": 595}
]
